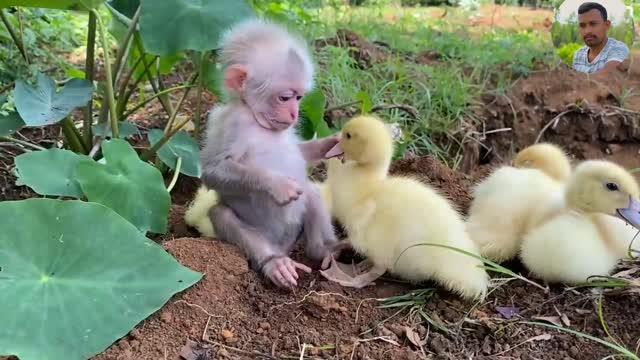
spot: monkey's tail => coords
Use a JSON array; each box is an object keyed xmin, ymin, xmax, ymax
[{"xmin": 184, "ymin": 185, "xmax": 219, "ymax": 238}]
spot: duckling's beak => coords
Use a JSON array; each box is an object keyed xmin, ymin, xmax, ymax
[
  {"xmin": 616, "ymin": 196, "xmax": 640, "ymax": 229},
  {"xmin": 325, "ymin": 142, "xmax": 344, "ymax": 160}
]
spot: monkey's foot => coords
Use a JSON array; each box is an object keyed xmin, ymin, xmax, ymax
[
  {"xmin": 319, "ymin": 256, "xmax": 384, "ymax": 289},
  {"xmin": 262, "ymin": 256, "xmax": 312, "ymax": 290}
]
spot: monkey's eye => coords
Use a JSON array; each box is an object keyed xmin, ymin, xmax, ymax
[
  {"xmin": 296, "ymin": 95, "xmax": 302, "ymax": 101},
  {"xmin": 605, "ymin": 182, "xmax": 619, "ymax": 191},
  {"xmin": 345, "ymin": 132, "xmax": 351, "ymax": 139},
  {"xmin": 278, "ymin": 96, "xmax": 292, "ymax": 102}
]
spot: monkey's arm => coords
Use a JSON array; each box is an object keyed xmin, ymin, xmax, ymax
[
  {"xmin": 202, "ymin": 155, "xmax": 274, "ymax": 195},
  {"xmin": 298, "ymin": 133, "xmax": 341, "ymax": 163}
]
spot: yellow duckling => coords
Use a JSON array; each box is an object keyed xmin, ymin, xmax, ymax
[
  {"xmin": 320, "ymin": 114, "xmax": 489, "ymax": 300},
  {"xmin": 465, "ymin": 142, "xmax": 571, "ymax": 262},
  {"xmin": 519, "ymin": 160, "xmax": 640, "ymax": 284},
  {"xmin": 184, "ymin": 185, "xmax": 218, "ymax": 238}
]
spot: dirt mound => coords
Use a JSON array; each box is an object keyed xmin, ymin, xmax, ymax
[
  {"xmin": 463, "ymin": 58, "xmax": 640, "ymax": 172},
  {"xmin": 314, "ymin": 28, "xmax": 392, "ymax": 68},
  {"xmin": 389, "ymin": 155, "xmax": 473, "ymax": 214}
]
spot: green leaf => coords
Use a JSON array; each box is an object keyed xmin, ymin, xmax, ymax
[
  {"xmin": 0, "ymin": 111, "xmax": 25, "ymax": 136},
  {"xmin": 0, "ymin": 198, "xmax": 203, "ymax": 360},
  {"xmin": 138, "ymin": 0, "xmax": 254, "ymax": 56},
  {"xmin": 148, "ymin": 129, "xmax": 201, "ymax": 178},
  {"xmin": 65, "ymin": 66, "xmax": 86, "ymax": 79},
  {"xmin": 92, "ymin": 121, "xmax": 140, "ymax": 138},
  {"xmin": 14, "ymin": 148, "xmax": 88, "ymax": 198},
  {"xmin": 355, "ymin": 90, "xmax": 372, "ymax": 113},
  {"xmin": 298, "ymin": 88, "xmax": 331, "ymax": 140},
  {"xmin": 106, "ymin": 0, "xmax": 139, "ymax": 19},
  {"xmin": 201, "ymin": 59, "xmax": 223, "ymax": 97},
  {"xmin": 13, "ymin": 73, "xmax": 93, "ymax": 127},
  {"xmin": 0, "ymin": 0, "xmax": 102, "ymax": 10},
  {"xmin": 75, "ymin": 138, "xmax": 171, "ymax": 234}
]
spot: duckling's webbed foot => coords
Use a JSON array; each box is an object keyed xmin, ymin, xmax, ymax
[{"xmin": 320, "ymin": 256, "xmax": 384, "ymax": 288}]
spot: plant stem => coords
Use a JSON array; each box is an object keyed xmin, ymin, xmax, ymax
[
  {"xmin": 166, "ymin": 157, "xmax": 182, "ymax": 192},
  {"xmin": 133, "ymin": 34, "xmax": 173, "ymax": 115},
  {"xmin": 83, "ymin": 11, "xmax": 97, "ymax": 150},
  {"xmin": 0, "ymin": 136, "xmax": 45, "ymax": 151},
  {"xmin": 0, "ymin": 9, "xmax": 29, "ymax": 64},
  {"xmin": 194, "ymin": 51, "xmax": 206, "ymax": 138},
  {"xmin": 141, "ymin": 111, "xmax": 193, "ymax": 161},
  {"xmin": 122, "ymin": 84, "xmax": 195, "ymax": 119},
  {"xmin": 115, "ymin": 54, "xmax": 146, "ymax": 116},
  {"xmin": 112, "ymin": 5, "xmax": 141, "ymax": 84},
  {"xmin": 93, "ymin": 8, "xmax": 119, "ymax": 139},
  {"xmin": 163, "ymin": 72, "xmax": 198, "ymax": 133},
  {"xmin": 61, "ymin": 118, "xmax": 88, "ymax": 153}
]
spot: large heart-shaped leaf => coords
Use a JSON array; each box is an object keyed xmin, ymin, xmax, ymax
[
  {"xmin": 75, "ymin": 138, "xmax": 170, "ymax": 234},
  {"xmin": 138, "ymin": 0, "xmax": 254, "ymax": 56},
  {"xmin": 0, "ymin": 111, "xmax": 25, "ymax": 136},
  {"xmin": 298, "ymin": 88, "xmax": 334, "ymax": 139},
  {"xmin": 0, "ymin": 198, "xmax": 203, "ymax": 360},
  {"xmin": 148, "ymin": 129, "xmax": 201, "ymax": 178},
  {"xmin": 13, "ymin": 73, "xmax": 93, "ymax": 127},
  {"xmin": 14, "ymin": 148, "xmax": 88, "ymax": 198},
  {"xmin": 0, "ymin": 0, "xmax": 102, "ymax": 10}
]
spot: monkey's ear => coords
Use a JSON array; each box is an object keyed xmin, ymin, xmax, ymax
[{"xmin": 223, "ymin": 64, "xmax": 249, "ymax": 92}]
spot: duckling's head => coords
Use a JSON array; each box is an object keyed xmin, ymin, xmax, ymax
[
  {"xmin": 565, "ymin": 160, "xmax": 640, "ymax": 228},
  {"xmin": 513, "ymin": 142, "xmax": 571, "ymax": 182},
  {"xmin": 326, "ymin": 115, "xmax": 394, "ymax": 168}
]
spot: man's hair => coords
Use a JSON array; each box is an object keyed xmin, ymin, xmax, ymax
[{"xmin": 578, "ymin": 2, "xmax": 608, "ymax": 21}]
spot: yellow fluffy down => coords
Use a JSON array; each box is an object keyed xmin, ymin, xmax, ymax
[
  {"xmin": 183, "ymin": 185, "xmax": 219, "ymax": 238},
  {"xmin": 341, "ymin": 176, "xmax": 490, "ymax": 301},
  {"xmin": 465, "ymin": 166, "xmax": 566, "ymax": 263}
]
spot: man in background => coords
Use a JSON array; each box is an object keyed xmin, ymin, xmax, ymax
[{"xmin": 572, "ymin": 2, "xmax": 630, "ymax": 74}]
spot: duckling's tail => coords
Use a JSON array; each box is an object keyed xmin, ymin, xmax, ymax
[
  {"xmin": 184, "ymin": 185, "xmax": 219, "ymax": 237},
  {"xmin": 431, "ymin": 238, "xmax": 490, "ymax": 301}
]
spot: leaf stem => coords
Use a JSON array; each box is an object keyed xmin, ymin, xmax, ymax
[
  {"xmin": 141, "ymin": 108, "xmax": 195, "ymax": 161},
  {"xmin": 0, "ymin": 9, "xmax": 29, "ymax": 64},
  {"xmin": 61, "ymin": 118, "xmax": 88, "ymax": 154},
  {"xmin": 115, "ymin": 54, "xmax": 147, "ymax": 116},
  {"xmin": 122, "ymin": 84, "xmax": 195, "ymax": 119},
  {"xmin": 0, "ymin": 136, "xmax": 45, "ymax": 151},
  {"xmin": 134, "ymin": 35, "xmax": 173, "ymax": 115},
  {"xmin": 166, "ymin": 157, "xmax": 182, "ymax": 192},
  {"xmin": 83, "ymin": 10, "xmax": 97, "ymax": 150},
  {"xmin": 112, "ymin": 5, "xmax": 141, "ymax": 85},
  {"xmin": 93, "ymin": 9, "xmax": 119, "ymax": 139},
  {"xmin": 163, "ymin": 72, "xmax": 199, "ymax": 133}
]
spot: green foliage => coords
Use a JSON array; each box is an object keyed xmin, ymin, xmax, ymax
[
  {"xmin": 75, "ymin": 138, "xmax": 171, "ymax": 234},
  {"xmin": 92, "ymin": 120, "xmax": 140, "ymax": 138},
  {"xmin": 0, "ymin": 197, "xmax": 203, "ymax": 360},
  {"xmin": 297, "ymin": 88, "xmax": 335, "ymax": 140},
  {"xmin": 555, "ymin": 42, "xmax": 581, "ymax": 66},
  {"xmin": 0, "ymin": 95, "xmax": 25, "ymax": 135},
  {"xmin": 148, "ymin": 129, "xmax": 201, "ymax": 178},
  {"xmin": 13, "ymin": 72, "xmax": 93, "ymax": 126},
  {"xmin": 0, "ymin": 0, "xmax": 91, "ymax": 10},
  {"xmin": 14, "ymin": 148, "xmax": 88, "ymax": 197},
  {"xmin": 138, "ymin": 0, "xmax": 254, "ymax": 56}
]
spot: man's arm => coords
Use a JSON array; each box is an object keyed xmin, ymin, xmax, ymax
[{"xmin": 594, "ymin": 41, "xmax": 629, "ymax": 74}]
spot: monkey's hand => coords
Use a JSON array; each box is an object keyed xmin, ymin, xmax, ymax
[
  {"xmin": 268, "ymin": 175, "xmax": 303, "ymax": 205},
  {"xmin": 299, "ymin": 133, "xmax": 342, "ymax": 163},
  {"xmin": 262, "ymin": 256, "xmax": 312, "ymax": 289}
]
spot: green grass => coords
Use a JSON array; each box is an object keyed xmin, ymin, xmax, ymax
[{"xmin": 297, "ymin": 4, "xmax": 556, "ymax": 165}]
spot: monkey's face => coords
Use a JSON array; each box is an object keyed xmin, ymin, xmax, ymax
[{"xmin": 247, "ymin": 81, "xmax": 305, "ymax": 132}]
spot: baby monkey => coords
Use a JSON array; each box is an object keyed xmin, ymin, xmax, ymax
[{"xmin": 201, "ymin": 18, "xmax": 343, "ymax": 290}]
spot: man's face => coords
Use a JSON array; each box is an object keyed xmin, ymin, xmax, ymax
[{"xmin": 578, "ymin": 8, "xmax": 611, "ymax": 47}]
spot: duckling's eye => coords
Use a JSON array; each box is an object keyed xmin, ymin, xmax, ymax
[
  {"xmin": 605, "ymin": 182, "xmax": 619, "ymax": 191},
  {"xmin": 345, "ymin": 132, "xmax": 351, "ymax": 139}
]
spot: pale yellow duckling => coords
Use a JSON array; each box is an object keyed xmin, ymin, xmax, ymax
[
  {"xmin": 519, "ymin": 160, "xmax": 640, "ymax": 285},
  {"xmin": 184, "ymin": 185, "xmax": 219, "ymax": 237},
  {"xmin": 465, "ymin": 142, "xmax": 572, "ymax": 262},
  {"xmin": 320, "ymin": 115, "xmax": 489, "ymax": 300}
]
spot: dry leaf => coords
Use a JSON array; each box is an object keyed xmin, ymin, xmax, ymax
[
  {"xmin": 404, "ymin": 326, "xmax": 426, "ymax": 347},
  {"xmin": 527, "ymin": 333, "xmax": 552, "ymax": 342},
  {"xmin": 180, "ymin": 339, "xmax": 206, "ymax": 360},
  {"xmin": 575, "ymin": 308, "xmax": 591, "ymax": 315},
  {"xmin": 560, "ymin": 313, "xmax": 571, "ymax": 327}
]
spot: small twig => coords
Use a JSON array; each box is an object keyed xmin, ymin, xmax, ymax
[
  {"xmin": 0, "ymin": 81, "xmax": 14, "ymax": 94},
  {"xmin": 202, "ymin": 315, "xmax": 212, "ymax": 341},
  {"xmin": 535, "ymin": 110, "xmax": 574, "ymax": 144},
  {"xmin": 0, "ymin": 136, "xmax": 45, "ymax": 151},
  {"xmin": 270, "ymin": 291, "xmax": 350, "ymax": 311},
  {"xmin": 173, "ymin": 300, "xmax": 221, "ymax": 319},
  {"xmin": 0, "ymin": 9, "xmax": 29, "ymax": 63}
]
